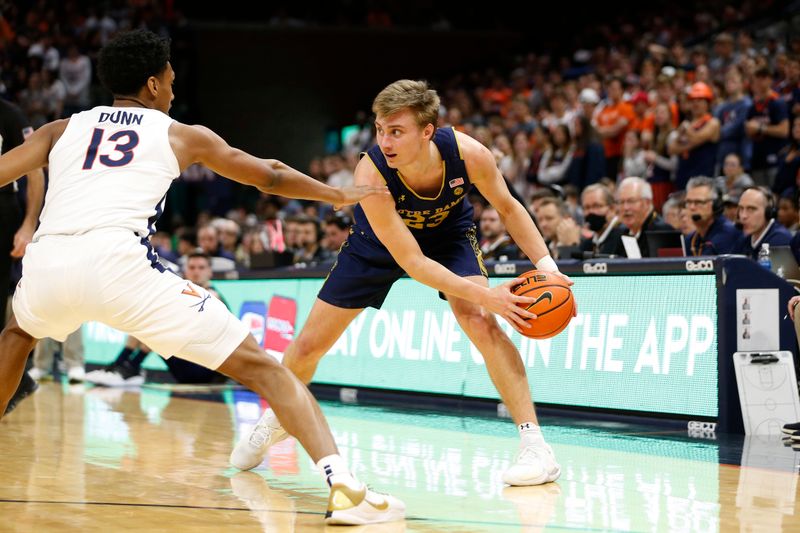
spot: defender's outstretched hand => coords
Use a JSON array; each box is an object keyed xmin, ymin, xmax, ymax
[{"xmin": 334, "ymin": 185, "xmax": 391, "ymax": 209}]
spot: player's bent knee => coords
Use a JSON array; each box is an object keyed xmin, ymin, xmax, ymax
[{"xmin": 461, "ymin": 312, "xmax": 500, "ymax": 339}]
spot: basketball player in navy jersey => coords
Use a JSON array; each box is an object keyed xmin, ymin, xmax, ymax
[
  {"xmin": 0, "ymin": 29, "xmax": 404, "ymax": 525},
  {"xmin": 233, "ymin": 79, "xmax": 575, "ymax": 487}
]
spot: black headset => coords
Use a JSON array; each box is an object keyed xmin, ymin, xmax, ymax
[{"xmin": 743, "ymin": 186, "xmax": 777, "ymax": 220}]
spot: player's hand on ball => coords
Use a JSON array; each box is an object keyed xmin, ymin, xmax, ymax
[
  {"xmin": 483, "ymin": 278, "xmax": 538, "ymax": 333},
  {"xmin": 549, "ymin": 271, "xmax": 577, "ymax": 316},
  {"xmin": 548, "ymin": 271, "xmax": 574, "ymax": 286},
  {"xmin": 335, "ymin": 185, "xmax": 391, "ymax": 209}
]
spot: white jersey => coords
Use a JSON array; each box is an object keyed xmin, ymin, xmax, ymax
[{"xmin": 35, "ymin": 106, "xmax": 180, "ymax": 240}]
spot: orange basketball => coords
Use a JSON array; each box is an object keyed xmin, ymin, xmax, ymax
[{"xmin": 512, "ymin": 270, "xmax": 574, "ymax": 339}]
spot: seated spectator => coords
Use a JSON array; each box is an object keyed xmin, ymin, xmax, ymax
[
  {"xmin": 622, "ymin": 130, "xmax": 648, "ymax": 180},
  {"xmin": 642, "ymin": 102, "xmax": 678, "ymax": 211},
  {"xmin": 212, "ymin": 218, "xmax": 241, "ymax": 258},
  {"xmin": 662, "ymin": 194, "xmax": 683, "ymax": 231},
  {"xmin": 578, "ymin": 87, "xmax": 600, "ymax": 121},
  {"xmin": 175, "ymin": 227, "xmax": 197, "ymax": 254},
  {"xmin": 537, "ymin": 124, "xmax": 574, "ymax": 185},
  {"xmin": 504, "ymin": 130, "xmax": 536, "ymax": 199},
  {"xmin": 722, "ymin": 193, "xmax": 740, "ymax": 224},
  {"xmin": 541, "ymin": 88, "xmax": 574, "ymax": 130},
  {"xmin": 293, "ymin": 215, "xmax": 331, "ymax": 265},
  {"xmin": 566, "ymin": 114, "xmax": 605, "ymax": 189},
  {"xmin": 479, "ymin": 206, "xmax": 520, "ymax": 261},
  {"xmin": 614, "ymin": 176, "xmax": 674, "ymax": 257},
  {"xmin": 533, "ymin": 197, "xmax": 580, "ymax": 259},
  {"xmin": 683, "ymin": 176, "xmax": 742, "ymax": 256},
  {"xmin": 778, "ymin": 189, "xmax": 800, "ymax": 233},
  {"xmin": 324, "ymin": 153, "xmax": 355, "ymax": 188},
  {"xmin": 579, "ymin": 183, "xmax": 625, "ymax": 256},
  {"xmin": 733, "ymin": 186, "xmax": 792, "ymax": 259},
  {"xmin": 323, "ymin": 212, "xmax": 352, "ymax": 255},
  {"xmin": 238, "ymin": 228, "xmax": 267, "ymax": 268},
  {"xmin": 716, "ymin": 152, "xmax": 754, "ymax": 197},
  {"xmin": 283, "ymin": 216, "xmax": 302, "ymax": 254},
  {"xmin": 528, "ymin": 187, "xmax": 557, "ymax": 216},
  {"xmin": 198, "ymin": 224, "xmax": 235, "ymax": 261},
  {"xmin": 195, "ymin": 224, "xmax": 236, "ymax": 274}
]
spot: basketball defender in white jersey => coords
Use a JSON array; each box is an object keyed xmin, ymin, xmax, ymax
[{"xmin": 0, "ymin": 30, "xmax": 403, "ymax": 526}]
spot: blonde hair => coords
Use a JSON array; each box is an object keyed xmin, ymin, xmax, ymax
[{"xmin": 372, "ymin": 79, "xmax": 440, "ymax": 129}]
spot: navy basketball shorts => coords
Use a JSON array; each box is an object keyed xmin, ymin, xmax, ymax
[{"xmin": 318, "ymin": 225, "xmax": 487, "ymax": 309}]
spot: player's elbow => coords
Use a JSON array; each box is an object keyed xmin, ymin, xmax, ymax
[{"xmin": 258, "ymin": 159, "xmax": 283, "ymax": 192}]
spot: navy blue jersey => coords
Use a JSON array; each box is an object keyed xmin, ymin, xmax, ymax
[{"xmin": 353, "ymin": 127, "xmax": 474, "ymax": 239}]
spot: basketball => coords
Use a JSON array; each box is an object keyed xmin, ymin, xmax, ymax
[{"xmin": 512, "ymin": 270, "xmax": 574, "ymax": 339}]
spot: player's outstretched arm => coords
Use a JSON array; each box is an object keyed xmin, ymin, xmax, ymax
[
  {"xmin": 356, "ymin": 157, "xmax": 538, "ymax": 332},
  {"xmin": 0, "ymin": 121, "xmax": 61, "ymax": 190},
  {"xmin": 171, "ymin": 123, "xmax": 388, "ymax": 206}
]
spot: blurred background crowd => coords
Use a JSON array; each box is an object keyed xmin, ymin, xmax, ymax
[{"xmin": 4, "ymin": 0, "xmax": 800, "ymax": 277}]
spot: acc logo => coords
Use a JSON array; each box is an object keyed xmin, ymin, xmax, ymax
[
  {"xmin": 685, "ymin": 260, "xmax": 713, "ymax": 272},
  {"xmin": 583, "ymin": 262, "xmax": 608, "ymax": 274},
  {"xmin": 453, "ymin": 187, "xmax": 464, "ymax": 196},
  {"xmin": 494, "ymin": 263, "xmax": 517, "ymax": 275}
]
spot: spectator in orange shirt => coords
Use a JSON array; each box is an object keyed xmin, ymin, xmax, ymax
[
  {"xmin": 668, "ymin": 82, "xmax": 721, "ymax": 190},
  {"xmin": 629, "ymin": 91, "xmax": 651, "ymax": 133},
  {"xmin": 594, "ymin": 77, "xmax": 635, "ymax": 179}
]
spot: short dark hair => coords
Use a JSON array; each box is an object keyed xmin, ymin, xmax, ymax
[
  {"xmin": 187, "ymin": 250, "xmax": 211, "ymax": 265},
  {"xmin": 754, "ymin": 65, "xmax": 773, "ymax": 78},
  {"xmin": 325, "ymin": 212, "xmax": 353, "ymax": 230},
  {"xmin": 530, "ymin": 188, "xmax": 557, "ymax": 202},
  {"xmin": 538, "ymin": 197, "xmax": 569, "ymax": 217},
  {"xmin": 98, "ymin": 29, "xmax": 171, "ymax": 96}
]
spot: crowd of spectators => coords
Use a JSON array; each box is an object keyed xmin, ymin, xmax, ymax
[{"xmin": 4, "ymin": 1, "xmax": 800, "ymax": 276}]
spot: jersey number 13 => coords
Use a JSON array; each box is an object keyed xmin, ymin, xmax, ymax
[{"xmin": 82, "ymin": 128, "xmax": 139, "ymax": 169}]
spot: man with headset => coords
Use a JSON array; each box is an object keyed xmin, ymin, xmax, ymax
[
  {"xmin": 733, "ymin": 186, "xmax": 792, "ymax": 259},
  {"xmin": 683, "ymin": 176, "xmax": 742, "ymax": 256}
]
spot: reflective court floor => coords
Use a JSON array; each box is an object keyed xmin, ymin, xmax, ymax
[{"xmin": 1, "ymin": 383, "xmax": 799, "ymax": 532}]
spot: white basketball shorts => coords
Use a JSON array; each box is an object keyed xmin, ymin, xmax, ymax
[{"xmin": 13, "ymin": 229, "xmax": 248, "ymax": 370}]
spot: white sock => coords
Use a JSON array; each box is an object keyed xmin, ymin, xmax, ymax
[
  {"xmin": 518, "ymin": 422, "xmax": 545, "ymax": 446},
  {"xmin": 316, "ymin": 454, "xmax": 361, "ymax": 490}
]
